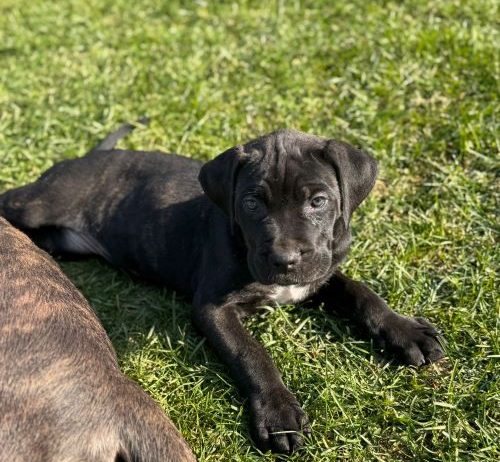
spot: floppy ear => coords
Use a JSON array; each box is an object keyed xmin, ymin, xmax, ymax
[
  {"xmin": 198, "ymin": 145, "xmax": 245, "ymax": 232},
  {"xmin": 323, "ymin": 140, "xmax": 378, "ymax": 227}
]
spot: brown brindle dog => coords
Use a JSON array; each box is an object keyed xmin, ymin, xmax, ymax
[{"xmin": 0, "ymin": 217, "xmax": 195, "ymax": 462}]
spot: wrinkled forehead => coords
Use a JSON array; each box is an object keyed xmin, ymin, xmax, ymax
[
  {"xmin": 244, "ymin": 129, "xmax": 326, "ymax": 161},
  {"xmin": 236, "ymin": 131, "xmax": 339, "ymax": 196}
]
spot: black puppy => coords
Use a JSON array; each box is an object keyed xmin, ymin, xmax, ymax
[
  {"xmin": 0, "ymin": 123, "xmax": 444, "ymax": 454},
  {"xmin": 0, "ymin": 217, "xmax": 196, "ymax": 462}
]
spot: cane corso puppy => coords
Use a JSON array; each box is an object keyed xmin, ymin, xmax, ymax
[
  {"xmin": 0, "ymin": 123, "xmax": 444, "ymax": 454},
  {"xmin": 0, "ymin": 218, "xmax": 195, "ymax": 462}
]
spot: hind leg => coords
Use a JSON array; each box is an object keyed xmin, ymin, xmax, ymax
[
  {"xmin": 0, "ymin": 189, "xmax": 109, "ymax": 259},
  {"xmin": 0, "ymin": 183, "xmax": 51, "ymax": 230},
  {"xmin": 0, "ymin": 157, "xmax": 88, "ymax": 231},
  {"xmin": 0, "ymin": 179, "xmax": 108, "ymax": 259}
]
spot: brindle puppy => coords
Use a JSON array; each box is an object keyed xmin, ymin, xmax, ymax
[
  {"xmin": 0, "ymin": 123, "xmax": 444, "ymax": 454},
  {"xmin": 0, "ymin": 218, "xmax": 195, "ymax": 462}
]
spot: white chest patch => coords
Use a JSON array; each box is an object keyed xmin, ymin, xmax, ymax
[{"xmin": 269, "ymin": 284, "xmax": 311, "ymax": 305}]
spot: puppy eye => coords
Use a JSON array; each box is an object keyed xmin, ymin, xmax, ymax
[
  {"xmin": 243, "ymin": 197, "xmax": 259, "ymax": 212},
  {"xmin": 310, "ymin": 195, "xmax": 327, "ymax": 208}
]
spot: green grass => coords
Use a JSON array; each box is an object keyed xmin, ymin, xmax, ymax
[{"xmin": 0, "ymin": 0, "xmax": 498, "ymax": 460}]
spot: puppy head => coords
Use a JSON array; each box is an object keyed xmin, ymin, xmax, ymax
[{"xmin": 199, "ymin": 130, "xmax": 378, "ymax": 285}]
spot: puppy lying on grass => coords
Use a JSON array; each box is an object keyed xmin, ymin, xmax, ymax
[
  {"xmin": 0, "ymin": 217, "xmax": 195, "ymax": 462},
  {"xmin": 0, "ymin": 122, "xmax": 444, "ymax": 454}
]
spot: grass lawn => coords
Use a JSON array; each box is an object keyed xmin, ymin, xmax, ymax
[{"xmin": 0, "ymin": 0, "xmax": 498, "ymax": 460}]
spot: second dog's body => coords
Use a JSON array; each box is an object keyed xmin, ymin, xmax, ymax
[
  {"xmin": 0, "ymin": 124, "xmax": 444, "ymax": 454},
  {"xmin": 0, "ymin": 218, "xmax": 195, "ymax": 462}
]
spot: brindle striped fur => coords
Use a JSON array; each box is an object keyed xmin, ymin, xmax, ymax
[{"xmin": 0, "ymin": 217, "xmax": 195, "ymax": 462}]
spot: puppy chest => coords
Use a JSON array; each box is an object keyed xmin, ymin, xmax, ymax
[{"xmin": 269, "ymin": 284, "xmax": 311, "ymax": 305}]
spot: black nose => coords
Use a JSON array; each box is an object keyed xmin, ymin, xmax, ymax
[{"xmin": 268, "ymin": 251, "xmax": 300, "ymax": 271}]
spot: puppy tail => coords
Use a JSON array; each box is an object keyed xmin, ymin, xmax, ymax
[
  {"xmin": 90, "ymin": 116, "xmax": 150, "ymax": 152},
  {"xmin": 114, "ymin": 378, "xmax": 196, "ymax": 462}
]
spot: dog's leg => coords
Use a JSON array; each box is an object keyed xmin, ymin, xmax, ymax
[
  {"xmin": 0, "ymin": 187, "xmax": 108, "ymax": 258},
  {"xmin": 310, "ymin": 271, "xmax": 444, "ymax": 365},
  {"xmin": 0, "ymin": 182, "xmax": 56, "ymax": 229},
  {"xmin": 192, "ymin": 302, "xmax": 310, "ymax": 454},
  {"xmin": 0, "ymin": 173, "xmax": 105, "ymax": 258}
]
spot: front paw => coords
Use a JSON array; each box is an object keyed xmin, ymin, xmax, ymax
[
  {"xmin": 249, "ymin": 388, "xmax": 310, "ymax": 454},
  {"xmin": 377, "ymin": 314, "xmax": 445, "ymax": 366}
]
